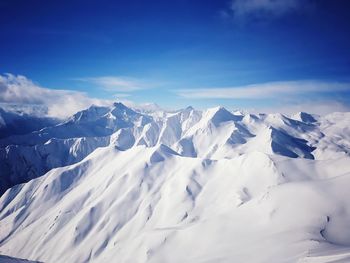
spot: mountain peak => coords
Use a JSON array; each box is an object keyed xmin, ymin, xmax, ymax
[
  {"xmin": 205, "ymin": 106, "xmax": 242, "ymax": 126},
  {"xmin": 71, "ymin": 105, "xmax": 110, "ymax": 123},
  {"xmin": 293, "ymin": 112, "xmax": 317, "ymax": 123},
  {"xmin": 185, "ymin": 106, "xmax": 194, "ymax": 111},
  {"xmin": 111, "ymin": 102, "xmax": 138, "ymax": 116},
  {"xmin": 113, "ymin": 102, "xmax": 128, "ymax": 110}
]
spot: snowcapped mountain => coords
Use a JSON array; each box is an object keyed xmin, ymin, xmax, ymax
[
  {"xmin": 1, "ymin": 103, "xmax": 350, "ymax": 262},
  {"xmin": 0, "ymin": 107, "xmax": 58, "ymax": 139}
]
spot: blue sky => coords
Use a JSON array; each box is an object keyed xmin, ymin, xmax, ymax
[{"xmin": 1, "ymin": 0, "xmax": 350, "ymax": 115}]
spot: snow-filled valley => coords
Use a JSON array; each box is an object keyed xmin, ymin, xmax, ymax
[{"xmin": 1, "ymin": 102, "xmax": 350, "ymax": 263}]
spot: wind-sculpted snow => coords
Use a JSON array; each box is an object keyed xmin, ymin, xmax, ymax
[{"xmin": 0, "ymin": 103, "xmax": 350, "ymax": 262}]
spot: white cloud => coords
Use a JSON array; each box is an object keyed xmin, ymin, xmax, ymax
[
  {"xmin": 230, "ymin": 0, "xmax": 309, "ymax": 20},
  {"xmin": 176, "ymin": 80, "xmax": 350, "ymax": 99},
  {"xmin": 76, "ymin": 76, "xmax": 151, "ymax": 92},
  {"xmin": 0, "ymin": 74, "xmax": 112, "ymax": 119},
  {"xmin": 113, "ymin": 93, "xmax": 131, "ymax": 98},
  {"xmin": 249, "ymin": 100, "xmax": 350, "ymax": 116},
  {"xmin": 177, "ymin": 80, "xmax": 350, "ymax": 115}
]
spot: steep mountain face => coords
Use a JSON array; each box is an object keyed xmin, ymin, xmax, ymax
[
  {"xmin": 0, "ymin": 107, "xmax": 58, "ymax": 139},
  {"xmin": 1, "ymin": 103, "xmax": 350, "ymax": 262},
  {"xmin": 0, "ymin": 103, "xmax": 151, "ymax": 194}
]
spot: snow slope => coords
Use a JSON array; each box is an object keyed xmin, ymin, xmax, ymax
[{"xmin": 1, "ymin": 103, "xmax": 350, "ymax": 262}]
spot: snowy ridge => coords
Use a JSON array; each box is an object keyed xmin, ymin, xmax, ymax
[
  {"xmin": 1, "ymin": 103, "xmax": 350, "ymax": 262},
  {"xmin": 0, "ymin": 254, "xmax": 41, "ymax": 263}
]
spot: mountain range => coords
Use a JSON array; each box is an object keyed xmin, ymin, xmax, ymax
[{"xmin": 1, "ymin": 102, "xmax": 350, "ymax": 262}]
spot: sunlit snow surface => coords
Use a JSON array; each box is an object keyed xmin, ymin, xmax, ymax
[{"xmin": 1, "ymin": 103, "xmax": 350, "ymax": 262}]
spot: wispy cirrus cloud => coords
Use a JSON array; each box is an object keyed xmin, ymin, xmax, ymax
[
  {"xmin": 113, "ymin": 93, "xmax": 132, "ymax": 98},
  {"xmin": 176, "ymin": 80, "xmax": 350, "ymax": 99},
  {"xmin": 0, "ymin": 74, "xmax": 111, "ymax": 118},
  {"xmin": 76, "ymin": 76, "xmax": 153, "ymax": 92},
  {"xmin": 226, "ymin": 0, "xmax": 312, "ymax": 21},
  {"xmin": 177, "ymin": 80, "xmax": 350, "ymax": 115}
]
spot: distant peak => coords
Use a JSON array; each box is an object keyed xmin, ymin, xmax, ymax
[
  {"xmin": 113, "ymin": 102, "xmax": 128, "ymax": 109},
  {"xmin": 71, "ymin": 105, "xmax": 110, "ymax": 122},
  {"xmin": 294, "ymin": 112, "xmax": 317, "ymax": 123},
  {"xmin": 205, "ymin": 106, "xmax": 242, "ymax": 125},
  {"xmin": 209, "ymin": 106, "xmax": 226, "ymax": 112},
  {"xmin": 264, "ymin": 113, "xmax": 290, "ymax": 124},
  {"xmin": 177, "ymin": 106, "xmax": 195, "ymax": 114},
  {"xmin": 111, "ymin": 102, "xmax": 138, "ymax": 115},
  {"xmin": 206, "ymin": 106, "xmax": 228, "ymax": 116}
]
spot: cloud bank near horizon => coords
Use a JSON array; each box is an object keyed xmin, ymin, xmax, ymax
[
  {"xmin": 176, "ymin": 81, "xmax": 350, "ymax": 99},
  {"xmin": 0, "ymin": 74, "xmax": 349, "ymax": 117},
  {"xmin": 176, "ymin": 80, "xmax": 350, "ymax": 115},
  {"xmin": 0, "ymin": 74, "xmax": 111, "ymax": 119}
]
